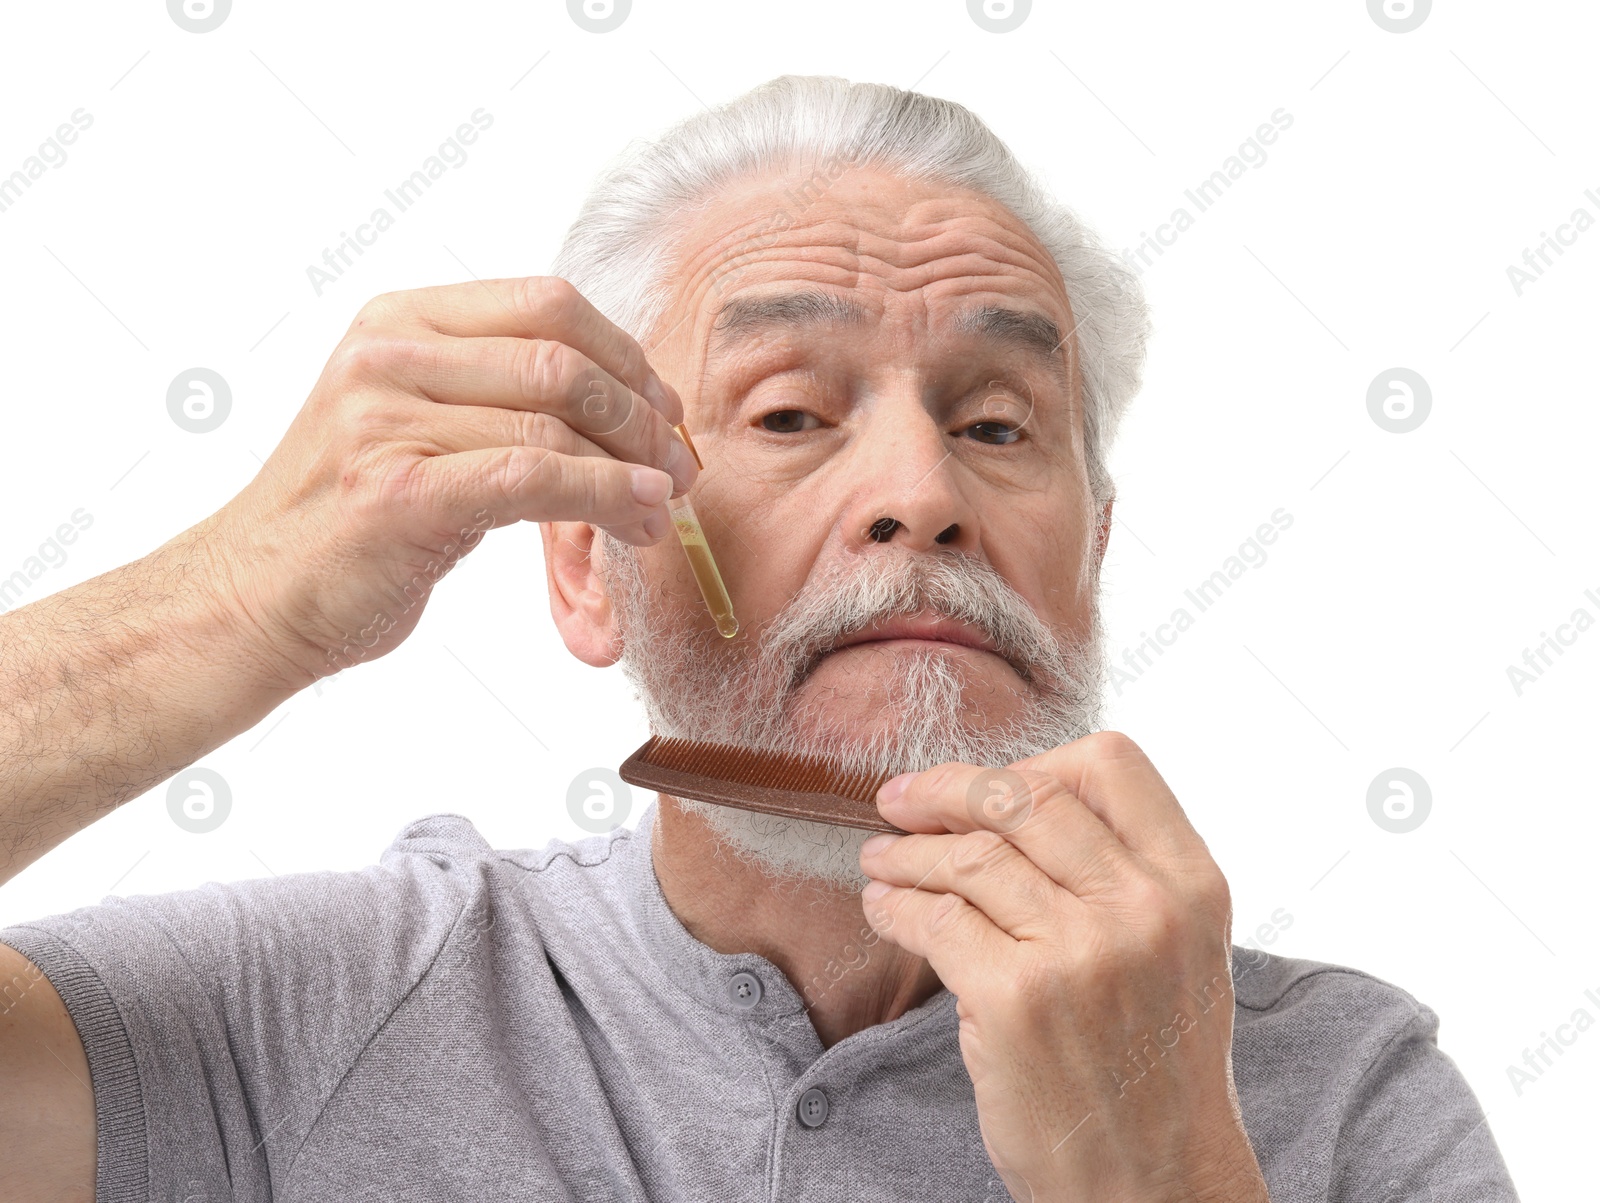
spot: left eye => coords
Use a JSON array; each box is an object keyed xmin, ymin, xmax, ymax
[
  {"xmin": 761, "ymin": 410, "xmax": 819, "ymax": 433},
  {"xmin": 966, "ymin": 420, "xmax": 1021, "ymax": 445}
]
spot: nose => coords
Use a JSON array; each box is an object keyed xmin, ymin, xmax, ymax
[{"xmin": 840, "ymin": 402, "xmax": 981, "ymax": 555}]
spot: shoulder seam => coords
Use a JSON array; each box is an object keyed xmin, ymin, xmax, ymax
[{"xmin": 500, "ymin": 829, "xmax": 633, "ymax": 876}]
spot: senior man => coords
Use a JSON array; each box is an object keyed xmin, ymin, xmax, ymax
[{"xmin": 0, "ymin": 75, "xmax": 1513, "ymax": 1202}]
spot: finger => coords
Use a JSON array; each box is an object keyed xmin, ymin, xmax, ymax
[
  {"xmin": 372, "ymin": 333, "xmax": 696, "ymax": 496},
  {"xmin": 878, "ymin": 764, "xmax": 1140, "ymax": 898},
  {"xmin": 371, "ymin": 277, "xmax": 683, "ymax": 424},
  {"xmin": 858, "ymin": 830, "xmax": 1077, "ymax": 941},
  {"xmin": 859, "ymin": 879, "xmax": 1014, "ymax": 999},
  {"xmin": 1010, "ymin": 731, "xmax": 1205, "ymax": 862},
  {"xmin": 411, "ymin": 444, "xmax": 675, "ymax": 541},
  {"xmin": 401, "ymin": 403, "xmax": 674, "ymax": 546}
]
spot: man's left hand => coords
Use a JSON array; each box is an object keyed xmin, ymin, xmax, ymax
[{"xmin": 859, "ymin": 730, "xmax": 1269, "ymax": 1203}]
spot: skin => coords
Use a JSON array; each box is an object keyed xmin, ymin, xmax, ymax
[{"xmin": 0, "ymin": 165, "xmax": 1266, "ymax": 1199}]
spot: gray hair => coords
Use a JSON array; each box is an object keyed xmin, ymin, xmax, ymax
[{"xmin": 550, "ymin": 73, "xmax": 1150, "ymax": 505}]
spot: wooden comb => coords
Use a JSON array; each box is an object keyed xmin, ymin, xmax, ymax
[{"xmin": 618, "ymin": 735, "xmax": 906, "ymax": 833}]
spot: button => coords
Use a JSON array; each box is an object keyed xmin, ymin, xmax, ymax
[
  {"xmin": 796, "ymin": 1087, "xmax": 830, "ymax": 1128},
  {"xmin": 727, "ymin": 971, "xmax": 763, "ymax": 1010}
]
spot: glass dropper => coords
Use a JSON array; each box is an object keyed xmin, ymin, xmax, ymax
[{"xmin": 668, "ymin": 424, "xmax": 739, "ymax": 639}]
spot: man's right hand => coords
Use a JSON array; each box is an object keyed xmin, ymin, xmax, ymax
[
  {"xmin": 0, "ymin": 276, "xmax": 693, "ymax": 883},
  {"xmin": 208, "ymin": 276, "xmax": 696, "ymax": 688}
]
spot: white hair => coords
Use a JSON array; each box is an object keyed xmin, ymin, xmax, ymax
[{"xmin": 549, "ymin": 73, "xmax": 1151, "ymax": 504}]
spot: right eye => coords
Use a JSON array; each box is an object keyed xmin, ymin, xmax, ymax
[{"xmin": 760, "ymin": 409, "xmax": 819, "ymax": 433}]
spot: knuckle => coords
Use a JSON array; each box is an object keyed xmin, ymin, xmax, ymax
[
  {"xmin": 496, "ymin": 446, "xmax": 550, "ymax": 504},
  {"xmin": 921, "ymin": 761, "xmax": 966, "ymax": 797},
  {"xmin": 523, "ymin": 409, "xmax": 564, "ymax": 447},
  {"xmin": 354, "ymin": 291, "xmax": 400, "ymax": 325},
  {"xmin": 328, "ymin": 332, "xmax": 413, "ymax": 388},
  {"xmin": 572, "ymin": 359, "xmax": 634, "ymax": 437},
  {"xmin": 512, "ymin": 338, "xmax": 569, "ymax": 407},
  {"xmin": 1081, "ymin": 841, "xmax": 1129, "ymax": 887},
  {"xmin": 952, "ymin": 830, "xmax": 1010, "ymax": 873},
  {"xmin": 571, "ymin": 454, "xmax": 604, "ymax": 514},
  {"xmin": 1081, "ymin": 729, "xmax": 1144, "ymax": 762},
  {"xmin": 1016, "ymin": 770, "xmax": 1072, "ymax": 814},
  {"xmin": 518, "ymin": 275, "xmax": 580, "ymax": 320},
  {"xmin": 1124, "ymin": 871, "xmax": 1171, "ymax": 917},
  {"xmin": 927, "ymin": 891, "xmax": 966, "ymax": 935}
]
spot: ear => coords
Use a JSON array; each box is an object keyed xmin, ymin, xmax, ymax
[
  {"xmin": 541, "ymin": 521, "xmax": 623, "ymax": 668},
  {"xmin": 1092, "ymin": 495, "xmax": 1114, "ymax": 569}
]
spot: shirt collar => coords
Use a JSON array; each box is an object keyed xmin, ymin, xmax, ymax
[{"xmin": 617, "ymin": 799, "xmax": 959, "ymax": 1041}]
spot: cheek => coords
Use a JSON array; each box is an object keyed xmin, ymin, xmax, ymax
[
  {"xmin": 987, "ymin": 497, "xmax": 1099, "ymax": 613},
  {"xmin": 691, "ymin": 469, "xmax": 826, "ymax": 605}
]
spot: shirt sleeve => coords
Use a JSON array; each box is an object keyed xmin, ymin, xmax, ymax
[
  {"xmin": 0, "ymin": 815, "xmax": 482, "ymax": 1203},
  {"xmin": 1329, "ymin": 999, "xmax": 1518, "ymax": 1202}
]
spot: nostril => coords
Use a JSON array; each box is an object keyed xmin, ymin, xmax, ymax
[
  {"xmin": 934, "ymin": 523, "xmax": 958, "ymax": 544},
  {"xmin": 867, "ymin": 517, "xmax": 899, "ymax": 543}
]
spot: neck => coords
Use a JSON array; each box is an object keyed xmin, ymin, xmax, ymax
[{"xmin": 650, "ymin": 794, "xmax": 943, "ymax": 1048}]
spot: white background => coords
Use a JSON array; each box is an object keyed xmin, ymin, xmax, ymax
[{"xmin": 1, "ymin": 1, "xmax": 1594, "ymax": 1196}]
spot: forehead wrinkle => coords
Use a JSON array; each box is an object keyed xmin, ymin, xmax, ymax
[{"xmin": 667, "ymin": 191, "xmax": 1079, "ymax": 402}]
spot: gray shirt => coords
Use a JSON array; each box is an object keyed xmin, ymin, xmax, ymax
[{"xmin": 2, "ymin": 803, "xmax": 1517, "ymax": 1202}]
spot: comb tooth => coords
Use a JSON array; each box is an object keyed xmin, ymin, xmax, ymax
[
  {"xmin": 638, "ymin": 736, "xmax": 886, "ymax": 802},
  {"xmin": 804, "ymin": 764, "xmax": 827, "ymax": 793}
]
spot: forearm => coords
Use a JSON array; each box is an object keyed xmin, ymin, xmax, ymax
[{"xmin": 0, "ymin": 515, "xmax": 302, "ymax": 884}]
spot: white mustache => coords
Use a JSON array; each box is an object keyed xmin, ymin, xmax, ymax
[{"xmin": 757, "ymin": 549, "xmax": 1075, "ymax": 694}]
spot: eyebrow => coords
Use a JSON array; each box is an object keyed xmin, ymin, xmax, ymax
[
  {"xmin": 708, "ymin": 289, "xmax": 1071, "ymax": 387},
  {"xmin": 951, "ymin": 304, "xmax": 1068, "ymax": 379},
  {"xmin": 709, "ymin": 289, "xmax": 867, "ymax": 348}
]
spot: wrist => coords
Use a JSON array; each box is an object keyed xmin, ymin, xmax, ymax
[{"xmin": 156, "ymin": 512, "xmax": 322, "ymax": 699}]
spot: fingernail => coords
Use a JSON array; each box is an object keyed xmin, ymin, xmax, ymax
[
  {"xmin": 630, "ymin": 466, "xmax": 672, "ymax": 507},
  {"xmin": 878, "ymin": 772, "xmax": 917, "ymax": 805},
  {"xmin": 665, "ymin": 438, "xmax": 697, "ymax": 493},
  {"xmin": 860, "ymin": 833, "xmax": 900, "ymax": 857},
  {"xmin": 861, "ymin": 880, "xmax": 891, "ymax": 902},
  {"xmin": 643, "ymin": 508, "xmax": 671, "ymax": 540}
]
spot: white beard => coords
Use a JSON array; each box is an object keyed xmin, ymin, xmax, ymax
[{"xmin": 597, "ymin": 534, "xmax": 1108, "ymax": 891}]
